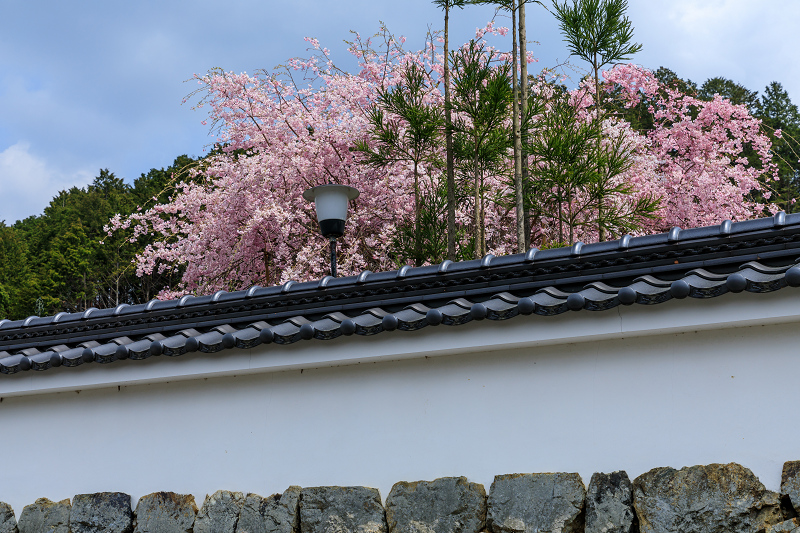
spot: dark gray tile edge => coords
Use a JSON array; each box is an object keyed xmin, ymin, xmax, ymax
[{"xmin": 2, "ymin": 260, "xmax": 798, "ymax": 376}]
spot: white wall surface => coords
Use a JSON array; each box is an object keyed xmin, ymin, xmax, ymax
[{"xmin": 0, "ymin": 290, "xmax": 799, "ymax": 517}]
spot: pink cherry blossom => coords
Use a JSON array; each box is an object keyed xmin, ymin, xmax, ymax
[{"xmin": 106, "ymin": 33, "xmax": 778, "ymax": 298}]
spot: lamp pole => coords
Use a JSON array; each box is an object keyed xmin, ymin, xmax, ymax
[
  {"xmin": 302, "ymin": 184, "xmax": 360, "ymax": 277},
  {"xmin": 329, "ymin": 237, "xmax": 338, "ymax": 278}
]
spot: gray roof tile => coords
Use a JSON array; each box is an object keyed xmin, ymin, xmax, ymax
[{"xmin": 2, "ymin": 215, "xmax": 800, "ymax": 376}]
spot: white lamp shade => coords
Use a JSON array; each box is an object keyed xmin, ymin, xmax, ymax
[{"xmin": 302, "ymin": 184, "xmax": 360, "ymax": 238}]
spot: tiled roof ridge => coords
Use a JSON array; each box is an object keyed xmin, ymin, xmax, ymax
[
  {"xmin": 1, "ymin": 212, "xmax": 799, "ymax": 361},
  {"xmin": 2, "ymin": 254, "xmax": 799, "ymax": 375}
]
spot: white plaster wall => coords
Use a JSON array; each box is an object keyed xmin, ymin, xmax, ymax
[{"xmin": 0, "ymin": 292, "xmax": 799, "ymax": 517}]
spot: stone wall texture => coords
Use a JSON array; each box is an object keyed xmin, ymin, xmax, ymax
[
  {"xmin": 386, "ymin": 477, "xmax": 486, "ymax": 533},
  {"xmin": 1, "ymin": 460, "xmax": 798, "ymax": 533},
  {"xmin": 299, "ymin": 486, "xmax": 385, "ymax": 533},
  {"xmin": 585, "ymin": 471, "xmax": 637, "ymax": 533},
  {"xmin": 632, "ymin": 463, "xmax": 783, "ymax": 533},
  {"xmin": 18, "ymin": 497, "xmax": 70, "ymax": 533},
  {"xmin": 487, "ymin": 473, "xmax": 585, "ymax": 533},
  {"xmin": 133, "ymin": 492, "xmax": 197, "ymax": 533}
]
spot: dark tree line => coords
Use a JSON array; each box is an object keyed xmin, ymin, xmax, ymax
[{"xmin": 0, "ymin": 156, "xmax": 198, "ymax": 320}]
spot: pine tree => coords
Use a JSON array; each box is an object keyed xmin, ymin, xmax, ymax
[
  {"xmin": 756, "ymin": 82, "xmax": 800, "ymax": 211},
  {"xmin": 552, "ymin": 0, "xmax": 642, "ymax": 241}
]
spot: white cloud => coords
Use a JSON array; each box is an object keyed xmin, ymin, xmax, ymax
[
  {"xmin": 630, "ymin": 0, "xmax": 800, "ymax": 98},
  {"xmin": 0, "ymin": 142, "xmax": 93, "ymax": 224}
]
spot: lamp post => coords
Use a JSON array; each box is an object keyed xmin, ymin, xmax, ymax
[{"xmin": 302, "ymin": 184, "xmax": 359, "ymax": 277}]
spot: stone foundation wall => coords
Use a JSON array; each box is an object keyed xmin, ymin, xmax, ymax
[{"xmin": 2, "ymin": 461, "xmax": 799, "ymax": 533}]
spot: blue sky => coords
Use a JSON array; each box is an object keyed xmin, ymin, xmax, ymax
[{"xmin": 1, "ymin": 0, "xmax": 798, "ymax": 224}]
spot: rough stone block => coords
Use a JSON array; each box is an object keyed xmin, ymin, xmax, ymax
[
  {"xmin": 386, "ymin": 476, "xmax": 486, "ymax": 533},
  {"xmin": 236, "ymin": 486, "xmax": 301, "ymax": 533},
  {"xmin": 768, "ymin": 518, "xmax": 800, "ymax": 533},
  {"xmin": 18, "ymin": 498, "xmax": 70, "ymax": 533},
  {"xmin": 585, "ymin": 471, "xmax": 636, "ymax": 533},
  {"xmin": 300, "ymin": 486, "xmax": 386, "ymax": 533},
  {"xmin": 195, "ymin": 490, "xmax": 245, "ymax": 533},
  {"xmin": 633, "ymin": 463, "xmax": 783, "ymax": 533},
  {"xmin": 487, "ymin": 472, "xmax": 586, "ymax": 533},
  {"xmin": 0, "ymin": 502, "xmax": 17, "ymax": 533},
  {"xmin": 133, "ymin": 492, "xmax": 197, "ymax": 533},
  {"xmin": 70, "ymin": 492, "xmax": 133, "ymax": 533},
  {"xmin": 783, "ymin": 462, "xmax": 800, "ymax": 514}
]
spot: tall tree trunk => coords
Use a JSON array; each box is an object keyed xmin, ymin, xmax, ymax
[
  {"xmin": 519, "ymin": 0, "xmax": 530, "ymax": 249},
  {"xmin": 558, "ymin": 186, "xmax": 564, "ymax": 245},
  {"xmin": 480, "ymin": 168, "xmax": 486, "ymax": 255},
  {"xmin": 115, "ymin": 258, "xmax": 119, "ymax": 306},
  {"xmin": 511, "ymin": 0, "xmax": 525, "ymax": 253},
  {"xmin": 414, "ymin": 160, "xmax": 423, "ymax": 266},
  {"xmin": 594, "ymin": 61, "xmax": 605, "ymax": 242},
  {"xmin": 568, "ymin": 189, "xmax": 574, "ymax": 244},
  {"xmin": 474, "ymin": 144, "xmax": 482, "ymax": 258},
  {"xmin": 444, "ymin": 4, "xmax": 457, "ymax": 261}
]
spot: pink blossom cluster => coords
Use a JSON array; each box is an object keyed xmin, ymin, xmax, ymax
[
  {"xmin": 599, "ymin": 64, "xmax": 777, "ymax": 230},
  {"xmin": 475, "ymin": 21, "xmax": 509, "ymax": 40},
  {"xmin": 106, "ymin": 33, "xmax": 779, "ymax": 298}
]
